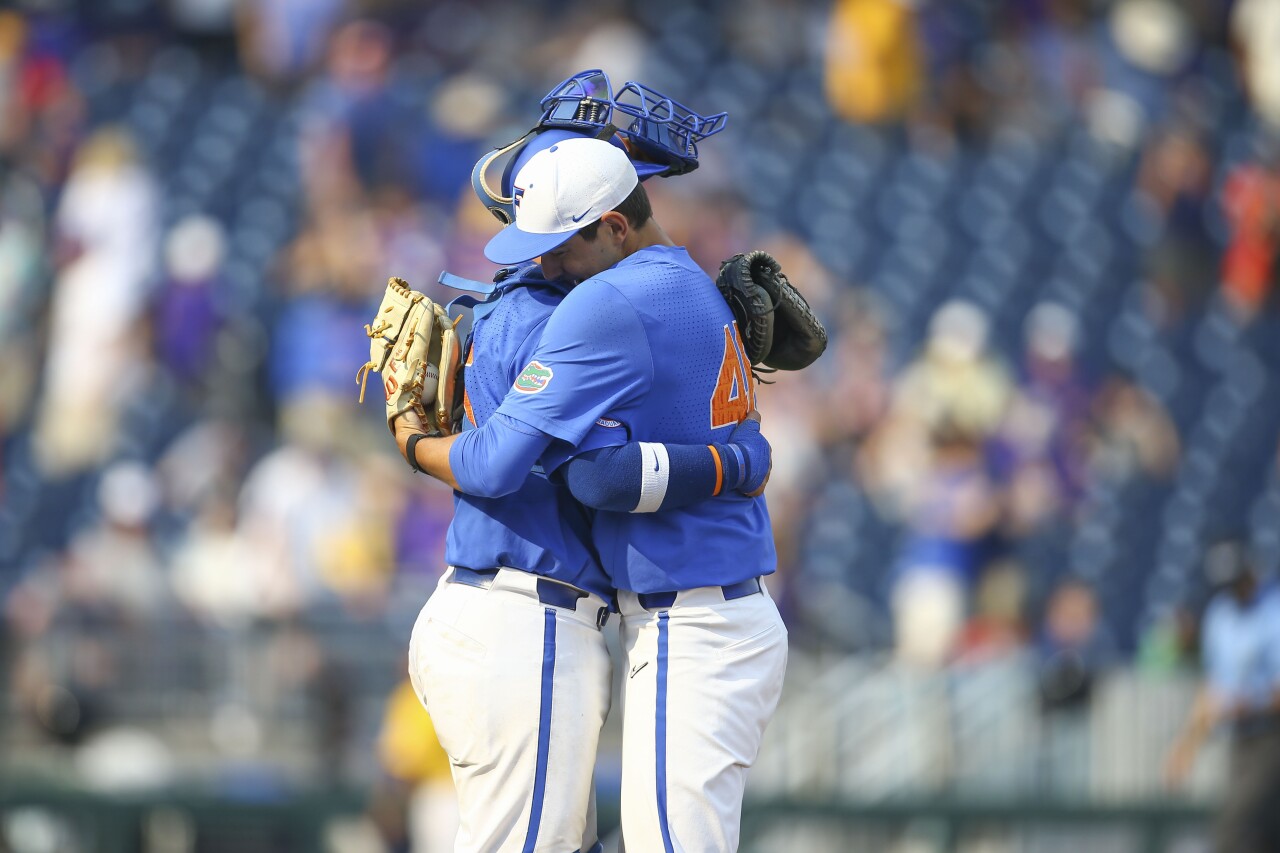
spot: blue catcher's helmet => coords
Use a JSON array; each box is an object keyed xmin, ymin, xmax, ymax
[{"xmin": 471, "ymin": 69, "xmax": 728, "ymax": 225}]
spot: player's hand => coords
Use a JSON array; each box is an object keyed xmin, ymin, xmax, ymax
[
  {"xmin": 394, "ymin": 409, "xmax": 427, "ymax": 459},
  {"xmin": 728, "ymin": 410, "xmax": 771, "ymax": 497}
]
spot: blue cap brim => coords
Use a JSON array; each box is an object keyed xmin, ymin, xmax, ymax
[
  {"xmin": 634, "ymin": 159, "xmax": 667, "ymax": 180},
  {"xmin": 484, "ymin": 224, "xmax": 577, "ymax": 265}
]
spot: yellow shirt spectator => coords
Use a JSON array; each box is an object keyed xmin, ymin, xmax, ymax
[
  {"xmin": 377, "ymin": 679, "xmax": 453, "ymax": 785},
  {"xmin": 825, "ymin": 0, "xmax": 923, "ymax": 124}
]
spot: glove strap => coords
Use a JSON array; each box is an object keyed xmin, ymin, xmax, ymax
[{"xmin": 406, "ymin": 432, "xmax": 429, "ymax": 474}]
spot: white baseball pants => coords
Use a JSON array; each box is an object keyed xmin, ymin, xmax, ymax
[
  {"xmin": 616, "ymin": 579, "xmax": 788, "ymax": 853},
  {"xmin": 408, "ymin": 567, "xmax": 612, "ymax": 853}
]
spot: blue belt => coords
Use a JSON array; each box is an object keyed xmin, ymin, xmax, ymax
[
  {"xmin": 636, "ymin": 577, "xmax": 762, "ymax": 611},
  {"xmin": 451, "ymin": 567, "xmax": 609, "ymax": 626}
]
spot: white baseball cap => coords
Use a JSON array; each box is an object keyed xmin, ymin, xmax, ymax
[{"xmin": 484, "ymin": 136, "xmax": 639, "ymax": 265}]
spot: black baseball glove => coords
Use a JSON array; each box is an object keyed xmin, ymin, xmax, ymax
[{"xmin": 715, "ymin": 250, "xmax": 828, "ymax": 372}]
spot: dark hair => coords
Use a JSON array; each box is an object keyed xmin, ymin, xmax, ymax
[{"xmin": 578, "ymin": 182, "xmax": 652, "ymax": 240}]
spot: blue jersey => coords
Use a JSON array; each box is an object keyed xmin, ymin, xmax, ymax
[
  {"xmin": 495, "ymin": 245, "xmax": 776, "ymax": 594},
  {"xmin": 443, "ymin": 267, "xmax": 611, "ymax": 600}
]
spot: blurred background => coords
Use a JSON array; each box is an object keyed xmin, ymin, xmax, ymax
[{"xmin": 2, "ymin": 0, "xmax": 1280, "ymax": 851}]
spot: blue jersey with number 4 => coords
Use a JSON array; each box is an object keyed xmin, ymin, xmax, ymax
[
  {"xmin": 443, "ymin": 267, "xmax": 610, "ymax": 599},
  {"xmin": 495, "ymin": 245, "xmax": 776, "ymax": 594}
]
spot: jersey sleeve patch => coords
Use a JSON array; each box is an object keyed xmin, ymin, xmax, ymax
[{"xmin": 513, "ymin": 360, "xmax": 554, "ymax": 394}]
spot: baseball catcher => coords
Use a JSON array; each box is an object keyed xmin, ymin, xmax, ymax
[{"xmin": 356, "ymin": 277, "xmax": 461, "ymax": 439}]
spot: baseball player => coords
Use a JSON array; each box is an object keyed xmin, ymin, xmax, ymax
[
  {"xmin": 398, "ymin": 137, "xmax": 788, "ymax": 852},
  {"xmin": 400, "ymin": 74, "xmax": 771, "ymax": 853}
]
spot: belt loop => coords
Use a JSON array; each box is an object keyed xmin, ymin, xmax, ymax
[{"xmin": 596, "ymin": 607, "xmax": 610, "ymax": 629}]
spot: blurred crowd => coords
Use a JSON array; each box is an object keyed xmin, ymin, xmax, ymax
[{"xmin": 1, "ymin": 0, "xmax": 1280, "ymax": 803}]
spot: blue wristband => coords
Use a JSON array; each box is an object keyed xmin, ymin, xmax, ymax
[{"xmin": 726, "ymin": 444, "xmax": 747, "ymax": 491}]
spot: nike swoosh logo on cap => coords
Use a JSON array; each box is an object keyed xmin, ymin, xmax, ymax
[{"xmin": 570, "ymin": 209, "xmax": 592, "ymax": 222}]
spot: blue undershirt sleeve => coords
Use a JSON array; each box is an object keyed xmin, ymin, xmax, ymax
[
  {"xmin": 562, "ymin": 442, "xmax": 744, "ymax": 512},
  {"xmin": 449, "ymin": 413, "xmax": 555, "ymax": 498}
]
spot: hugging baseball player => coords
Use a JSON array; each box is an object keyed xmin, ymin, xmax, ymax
[
  {"xmin": 369, "ymin": 71, "xmax": 827, "ymax": 852},
  {"xmin": 362, "ymin": 71, "xmax": 792, "ymax": 852}
]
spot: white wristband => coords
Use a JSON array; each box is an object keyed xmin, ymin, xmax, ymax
[{"xmin": 633, "ymin": 442, "xmax": 671, "ymax": 513}]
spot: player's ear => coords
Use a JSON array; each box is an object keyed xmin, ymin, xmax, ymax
[{"xmin": 600, "ymin": 210, "xmax": 629, "ymax": 244}]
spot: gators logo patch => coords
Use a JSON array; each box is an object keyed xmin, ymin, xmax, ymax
[{"xmin": 513, "ymin": 361, "xmax": 553, "ymax": 394}]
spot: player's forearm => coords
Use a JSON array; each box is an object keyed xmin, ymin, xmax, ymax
[
  {"xmin": 447, "ymin": 414, "xmax": 553, "ymax": 498},
  {"xmin": 563, "ymin": 443, "xmax": 720, "ymax": 512},
  {"xmin": 395, "ymin": 424, "xmax": 462, "ymax": 489},
  {"xmin": 563, "ymin": 432, "xmax": 766, "ymax": 512}
]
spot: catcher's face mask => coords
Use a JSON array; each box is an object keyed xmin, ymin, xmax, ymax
[{"xmin": 471, "ymin": 69, "xmax": 728, "ymax": 225}]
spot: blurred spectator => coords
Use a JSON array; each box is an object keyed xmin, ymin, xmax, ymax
[
  {"xmin": 0, "ymin": 12, "xmax": 23, "ymax": 145},
  {"xmin": 1103, "ymin": 0, "xmax": 1194, "ymax": 126},
  {"xmin": 817, "ymin": 287, "xmax": 892, "ymax": 449},
  {"xmin": 371, "ymin": 676, "xmax": 458, "ymax": 852},
  {"xmin": 995, "ymin": 302, "xmax": 1091, "ymax": 534},
  {"xmin": 170, "ymin": 491, "xmax": 270, "ymax": 628},
  {"xmin": 154, "ymin": 418, "xmax": 253, "ymax": 521},
  {"xmin": 1218, "ymin": 139, "xmax": 1280, "ymax": 323},
  {"xmin": 153, "ymin": 215, "xmax": 227, "ymax": 395},
  {"xmin": 32, "ymin": 128, "xmax": 158, "ymax": 477},
  {"xmin": 1037, "ymin": 577, "xmax": 1117, "ymax": 711},
  {"xmin": 1035, "ymin": 576, "xmax": 1116, "ymax": 795},
  {"xmin": 1137, "ymin": 601, "xmax": 1200, "ymax": 674},
  {"xmin": 1021, "ymin": 0, "xmax": 1103, "ymax": 118},
  {"xmin": 269, "ymin": 206, "xmax": 381, "ymax": 447},
  {"xmin": 952, "ymin": 559, "xmax": 1029, "ymax": 665},
  {"xmin": 1231, "ymin": 0, "xmax": 1280, "ymax": 132},
  {"xmin": 305, "ymin": 19, "xmax": 404, "ymax": 193},
  {"xmin": 1165, "ymin": 540, "xmax": 1280, "ymax": 853},
  {"xmin": 896, "ymin": 299, "xmax": 1013, "ymax": 444},
  {"xmin": 370, "ymin": 186, "xmax": 448, "ymax": 292},
  {"xmin": 59, "ymin": 462, "xmax": 168, "ymax": 623},
  {"xmin": 912, "ymin": 2, "xmax": 993, "ymax": 139},
  {"xmin": 411, "ymin": 71, "xmax": 506, "ymax": 204},
  {"xmin": 232, "ymin": 436, "xmax": 364, "ymax": 617},
  {"xmin": 0, "ymin": 168, "xmax": 46, "ymax": 443},
  {"xmin": 825, "ymin": 0, "xmax": 923, "ymax": 125},
  {"xmin": 235, "ymin": 0, "xmax": 344, "ymax": 87},
  {"xmin": 891, "ymin": 418, "xmax": 1003, "ymax": 668},
  {"xmin": 0, "ymin": 10, "xmax": 86, "ymax": 188},
  {"xmin": 1086, "ymin": 374, "xmax": 1180, "ymax": 482},
  {"xmin": 724, "ymin": 0, "xmax": 811, "ymax": 74},
  {"xmin": 5, "ymin": 463, "xmax": 169, "ymax": 780},
  {"xmin": 1133, "ymin": 125, "xmax": 1216, "ymax": 327},
  {"xmin": 864, "ymin": 299, "xmax": 1012, "ymax": 516},
  {"xmin": 316, "ymin": 457, "xmax": 402, "ymax": 615}
]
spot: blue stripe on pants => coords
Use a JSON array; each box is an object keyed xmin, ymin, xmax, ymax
[
  {"xmin": 523, "ymin": 608, "xmax": 557, "ymax": 853},
  {"xmin": 656, "ymin": 611, "xmax": 674, "ymax": 853}
]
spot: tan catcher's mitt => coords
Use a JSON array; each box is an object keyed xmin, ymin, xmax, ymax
[{"xmin": 356, "ymin": 277, "xmax": 462, "ymax": 437}]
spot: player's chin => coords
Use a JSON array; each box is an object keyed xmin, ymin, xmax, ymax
[{"xmin": 538, "ymin": 256, "xmax": 562, "ymax": 279}]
